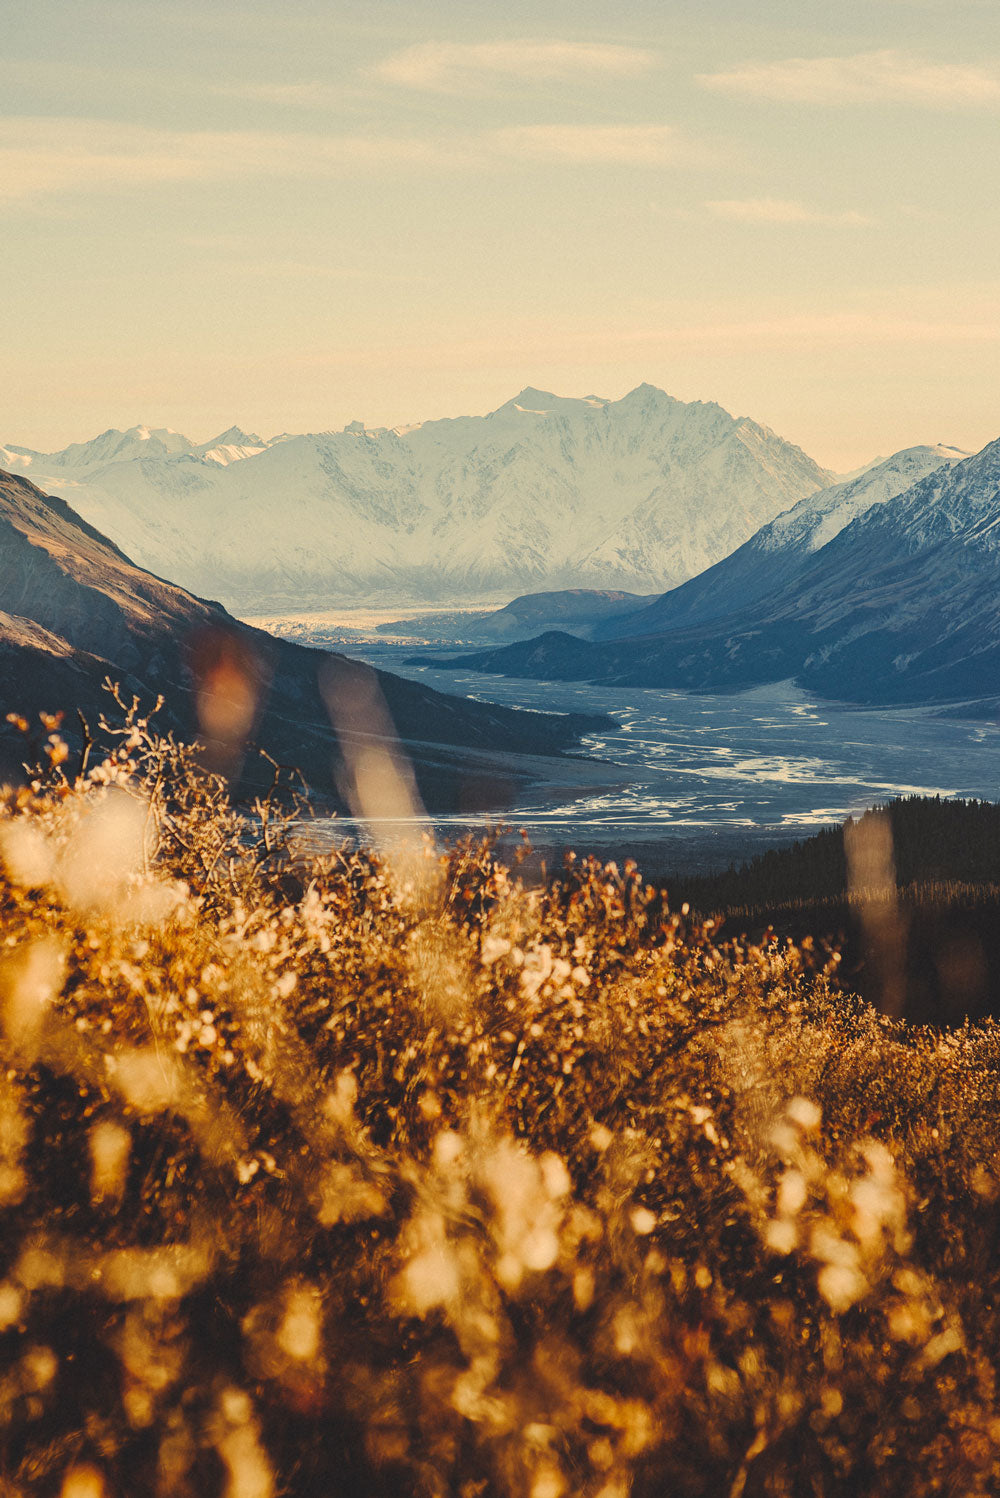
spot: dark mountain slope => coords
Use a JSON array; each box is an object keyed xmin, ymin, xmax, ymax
[
  {"xmin": 593, "ymin": 444, "xmax": 965, "ymax": 641},
  {"xmin": 431, "ymin": 438, "xmax": 1000, "ymax": 709},
  {"xmin": 475, "ymin": 588, "xmax": 658, "ymax": 643},
  {"xmin": 0, "ymin": 471, "xmax": 609, "ymax": 806}
]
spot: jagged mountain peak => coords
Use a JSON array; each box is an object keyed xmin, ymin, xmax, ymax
[
  {"xmin": 621, "ymin": 381, "xmax": 674, "ymax": 400},
  {"xmin": 511, "ymin": 385, "xmax": 560, "ymax": 405},
  {"xmin": 828, "ymin": 432, "xmax": 1000, "ymax": 555},
  {"xmin": 958, "ymin": 433, "xmax": 1000, "ymax": 473},
  {"xmin": 7, "ymin": 387, "xmax": 834, "ymax": 610},
  {"xmin": 195, "ymin": 428, "xmax": 270, "ymax": 468},
  {"xmin": 768, "ymin": 442, "xmax": 970, "ymax": 548},
  {"xmin": 202, "ymin": 426, "xmax": 265, "ymax": 450},
  {"xmin": 619, "ymin": 384, "xmax": 729, "ymax": 416},
  {"xmin": 52, "ymin": 426, "xmax": 197, "ymax": 468}
]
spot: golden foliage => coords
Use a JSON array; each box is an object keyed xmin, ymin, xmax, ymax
[{"xmin": 1, "ymin": 706, "xmax": 1000, "ymax": 1495}]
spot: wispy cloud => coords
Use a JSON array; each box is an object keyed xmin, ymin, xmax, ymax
[
  {"xmin": 705, "ymin": 198, "xmax": 872, "ymax": 226},
  {"xmin": 0, "ymin": 116, "xmax": 706, "ymax": 201},
  {"xmin": 371, "ymin": 40, "xmax": 659, "ymax": 93},
  {"xmin": 489, "ymin": 124, "xmax": 704, "ymax": 166},
  {"xmin": 698, "ymin": 50, "xmax": 1000, "ymax": 108},
  {"xmin": 0, "ymin": 117, "xmax": 457, "ymax": 201}
]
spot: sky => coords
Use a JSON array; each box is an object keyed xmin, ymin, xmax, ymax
[{"xmin": 4, "ymin": 0, "xmax": 999, "ymax": 470}]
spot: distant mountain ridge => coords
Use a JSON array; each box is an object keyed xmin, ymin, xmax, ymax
[
  {"xmin": 1, "ymin": 424, "xmax": 268, "ymax": 470},
  {"xmin": 2, "ymin": 387, "xmax": 833, "ymax": 610},
  {"xmin": 428, "ymin": 435, "xmax": 1000, "ymax": 709}
]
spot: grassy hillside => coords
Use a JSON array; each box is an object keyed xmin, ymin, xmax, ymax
[{"xmin": 4, "ymin": 717, "xmax": 1000, "ymax": 1495}]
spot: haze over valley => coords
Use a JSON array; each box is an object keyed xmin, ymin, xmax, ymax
[{"xmin": 0, "ymin": 464, "xmax": 613, "ymax": 817}]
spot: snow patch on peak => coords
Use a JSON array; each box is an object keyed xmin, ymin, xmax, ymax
[
  {"xmin": 887, "ymin": 443, "xmax": 970, "ymax": 470},
  {"xmin": 195, "ymin": 427, "xmax": 268, "ymax": 467},
  {"xmin": 760, "ymin": 442, "xmax": 966, "ymax": 554},
  {"xmin": 494, "ymin": 388, "xmax": 609, "ymax": 418},
  {"xmin": 130, "ymin": 425, "xmax": 193, "ymax": 451},
  {"xmin": 203, "ymin": 426, "xmax": 265, "ymax": 449}
]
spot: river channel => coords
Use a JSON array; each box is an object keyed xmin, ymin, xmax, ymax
[{"xmin": 304, "ymin": 635, "xmax": 1000, "ymax": 875}]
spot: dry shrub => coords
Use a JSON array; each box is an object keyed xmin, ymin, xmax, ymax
[{"xmin": 1, "ymin": 705, "xmax": 1000, "ymax": 1496}]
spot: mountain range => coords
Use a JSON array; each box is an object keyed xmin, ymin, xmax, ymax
[
  {"xmin": 2, "ymin": 387, "xmax": 832, "ymax": 610},
  {"xmin": 0, "ymin": 469, "xmax": 609, "ymax": 809},
  {"xmin": 8, "ymin": 387, "xmax": 997, "ymax": 729},
  {"xmin": 426, "ymin": 437, "xmax": 1000, "ymax": 709}
]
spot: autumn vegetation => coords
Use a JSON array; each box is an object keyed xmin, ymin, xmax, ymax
[{"xmin": 3, "ymin": 703, "xmax": 1000, "ymax": 1496}]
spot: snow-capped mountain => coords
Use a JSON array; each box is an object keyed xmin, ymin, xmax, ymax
[
  {"xmin": 194, "ymin": 428, "xmax": 269, "ymax": 466},
  {"xmin": 1, "ymin": 388, "xmax": 832, "ymax": 610},
  {"xmin": 436, "ymin": 436, "xmax": 1000, "ymax": 708},
  {"xmin": 597, "ymin": 443, "xmax": 968, "ymax": 638}
]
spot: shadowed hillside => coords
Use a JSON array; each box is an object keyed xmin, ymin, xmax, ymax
[{"xmin": 0, "ymin": 469, "xmax": 611, "ymax": 812}]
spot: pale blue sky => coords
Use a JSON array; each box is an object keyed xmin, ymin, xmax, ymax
[{"xmin": 4, "ymin": 0, "xmax": 998, "ymax": 467}]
